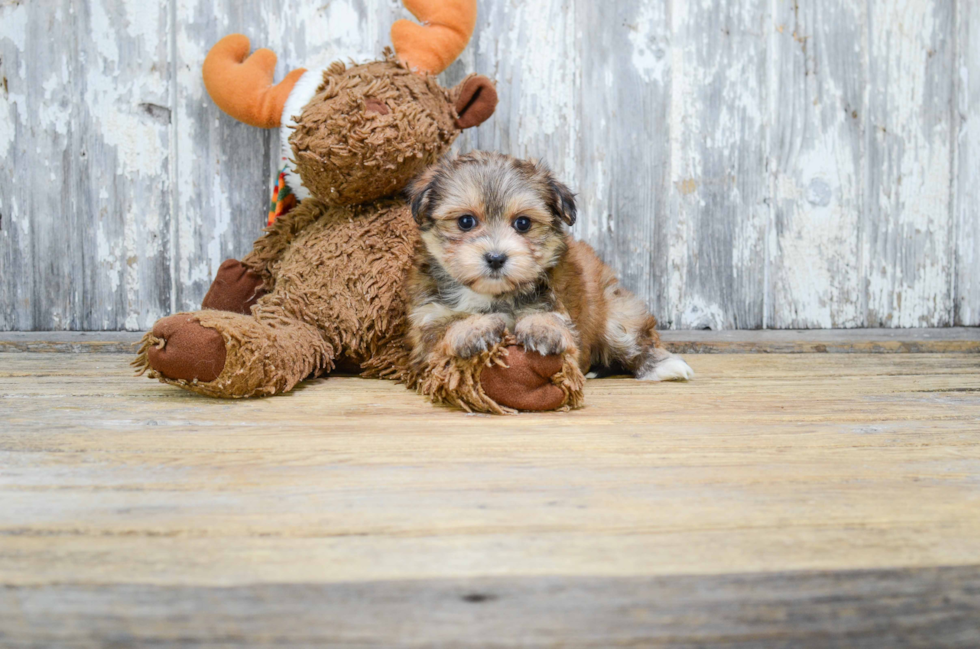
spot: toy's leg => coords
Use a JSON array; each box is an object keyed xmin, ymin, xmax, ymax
[
  {"xmin": 201, "ymin": 259, "xmax": 267, "ymax": 315},
  {"xmin": 480, "ymin": 346, "xmax": 579, "ymax": 411},
  {"xmin": 134, "ymin": 307, "xmax": 332, "ymax": 398},
  {"xmin": 417, "ymin": 335, "xmax": 584, "ymax": 415}
]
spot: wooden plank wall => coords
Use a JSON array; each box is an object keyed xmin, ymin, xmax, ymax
[{"xmin": 0, "ymin": 0, "xmax": 976, "ymax": 331}]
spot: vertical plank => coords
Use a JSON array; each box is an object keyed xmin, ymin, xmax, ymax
[
  {"xmin": 769, "ymin": 1, "xmax": 867, "ymax": 329},
  {"xmin": 865, "ymin": 0, "xmax": 954, "ymax": 327},
  {"xmin": 955, "ymin": 0, "xmax": 980, "ymax": 326},
  {"xmin": 0, "ymin": 0, "xmax": 40, "ymax": 331},
  {"xmin": 172, "ymin": 0, "xmax": 275, "ymax": 313},
  {"xmin": 471, "ymin": 0, "xmax": 579, "ymax": 187},
  {"xmin": 573, "ymin": 0, "xmax": 671, "ymax": 320},
  {"xmin": 0, "ymin": 1, "xmax": 75, "ymax": 331},
  {"xmin": 73, "ymin": 0, "xmax": 173, "ymax": 330},
  {"xmin": 0, "ymin": 0, "xmax": 172, "ymax": 332},
  {"xmin": 667, "ymin": 0, "xmax": 770, "ymax": 330}
]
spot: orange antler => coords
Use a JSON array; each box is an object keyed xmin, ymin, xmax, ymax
[
  {"xmin": 202, "ymin": 34, "xmax": 307, "ymax": 129},
  {"xmin": 391, "ymin": 0, "xmax": 477, "ymax": 75}
]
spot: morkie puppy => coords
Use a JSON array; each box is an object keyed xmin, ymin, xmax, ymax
[{"xmin": 406, "ymin": 151, "xmax": 693, "ymax": 393}]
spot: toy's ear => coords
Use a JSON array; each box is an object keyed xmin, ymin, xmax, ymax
[{"xmin": 454, "ymin": 75, "xmax": 498, "ymax": 129}]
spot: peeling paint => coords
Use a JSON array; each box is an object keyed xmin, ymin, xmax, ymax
[
  {"xmin": 0, "ymin": 3, "xmax": 28, "ymax": 51},
  {"xmin": 865, "ymin": 0, "xmax": 954, "ymax": 328},
  {"xmin": 629, "ymin": 2, "xmax": 668, "ymax": 84},
  {"xmin": 0, "ymin": 90, "xmax": 14, "ymax": 158}
]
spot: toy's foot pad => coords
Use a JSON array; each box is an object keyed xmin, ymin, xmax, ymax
[
  {"xmin": 481, "ymin": 345, "xmax": 566, "ymax": 411},
  {"xmin": 201, "ymin": 259, "xmax": 266, "ymax": 315},
  {"xmin": 147, "ymin": 315, "xmax": 226, "ymax": 383}
]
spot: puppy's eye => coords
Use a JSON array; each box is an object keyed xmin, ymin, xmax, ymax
[
  {"xmin": 513, "ymin": 216, "xmax": 532, "ymax": 233},
  {"xmin": 457, "ymin": 214, "xmax": 478, "ymax": 231}
]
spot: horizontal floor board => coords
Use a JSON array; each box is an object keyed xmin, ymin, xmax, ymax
[
  {"xmin": 2, "ymin": 567, "xmax": 979, "ymax": 647},
  {"xmin": 2, "ymin": 352, "xmax": 979, "ymax": 645},
  {"xmin": 1, "ymin": 328, "xmax": 978, "ymax": 354}
]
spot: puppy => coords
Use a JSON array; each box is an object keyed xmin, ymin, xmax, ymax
[{"xmin": 406, "ymin": 151, "xmax": 693, "ymax": 392}]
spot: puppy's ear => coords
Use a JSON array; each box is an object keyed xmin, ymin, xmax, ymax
[
  {"xmin": 533, "ymin": 160, "xmax": 576, "ymax": 227},
  {"xmin": 407, "ymin": 166, "xmax": 440, "ymax": 226},
  {"xmin": 544, "ymin": 174, "xmax": 577, "ymax": 227},
  {"xmin": 549, "ymin": 179, "xmax": 577, "ymax": 226}
]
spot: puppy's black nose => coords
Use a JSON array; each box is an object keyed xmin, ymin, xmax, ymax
[{"xmin": 485, "ymin": 252, "xmax": 508, "ymax": 271}]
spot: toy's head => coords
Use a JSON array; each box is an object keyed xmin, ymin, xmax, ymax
[{"xmin": 202, "ymin": 0, "xmax": 497, "ymax": 207}]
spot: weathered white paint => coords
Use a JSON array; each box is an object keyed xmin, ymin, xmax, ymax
[
  {"xmin": 76, "ymin": 0, "xmax": 173, "ymax": 330},
  {"xmin": 955, "ymin": 0, "xmax": 980, "ymax": 326},
  {"xmin": 865, "ymin": 0, "xmax": 954, "ymax": 328},
  {"xmin": 770, "ymin": 0, "xmax": 867, "ymax": 329},
  {"xmin": 472, "ymin": 0, "xmax": 579, "ymax": 186},
  {"xmin": 0, "ymin": 0, "xmax": 976, "ymax": 330},
  {"xmin": 668, "ymin": 0, "xmax": 769, "ymax": 330},
  {"xmin": 575, "ymin": 0, "xmax": 670, "ymax": 321}
]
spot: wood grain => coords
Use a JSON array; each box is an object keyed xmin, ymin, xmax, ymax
[
  {"xmin": 81, "ymin": 0, "xmax": 175, "ymax": 330},
  {"xmin": 469, "ymin": 0, "xmax": 578, "ymax": 180},
  {"xmin": 574, "ymin": 0, "xmax": 670, "ymax": 321},
  {"xmin": 667, "ymin": 0, "xmax": 769, "ymax": 329},
  {"xmin": 1, "ymin": 351, "xmax": 980, "ymax": 644},
  {"xmin": 0, "ymin": 0, "xmax": 976, "ymax": 331},
  {"xmin": 172, "ymin": 0, "xmax": 277, "ymax": 314},
  {"xmin": 3, "ymin": 568, "xmax": 979, "ymax": 647},
  {"xmin": 0, "ymin": 1, "xmax": 72, "ymax": 331},
  {"xmin": 659, "ymin": 326, "xmax": 980, "ymax": 353},
  {"xmin": 2, "ymin": 329, "xmax": 978, "ymax": 354},
  {"xmin": 865, "ymin": 0, "xmax": 955, "ymax": 327},
  {"xmin": 955, "ymin": 0, "xmax": 980, "ymax": 326},
  {"xmin": 2, "ymin": 352, "xmax": 980, "ymax": 585},
  {"xmin": 770, "ymin": 0, "xmax": 866, "ymax": 328}
]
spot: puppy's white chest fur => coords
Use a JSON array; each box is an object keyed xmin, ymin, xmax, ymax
[
  {"xmin": 448, "ymin": 286, "xmax": 517, "ymax": 329},
  {"xmin": 447, "ymin": 285, "xmax": 494, "ymax": 313}
]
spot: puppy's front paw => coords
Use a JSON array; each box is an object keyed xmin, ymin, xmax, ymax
[
  {"xmin": 515, "ymin": 313, "xmax": 575, "ymax": 356},
  {"xmin": 446, "ymin": 314, "xmax": 508, "ymax": 358}
]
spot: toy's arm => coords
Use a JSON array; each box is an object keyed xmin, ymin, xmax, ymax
[{"xmin": 241, "ymin": 199, "xmax": 326, "ymax": 287}]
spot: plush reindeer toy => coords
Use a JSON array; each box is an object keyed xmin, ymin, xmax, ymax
[{"xmin": 135, "ymin": 0, "xmax": 585, "ymax": 413}]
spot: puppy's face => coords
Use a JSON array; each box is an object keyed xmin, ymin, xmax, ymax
[{"xmin": 409, "ymin": 152, "xmax": 577, "ymax": 296}]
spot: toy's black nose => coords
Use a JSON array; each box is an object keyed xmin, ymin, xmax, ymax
[{"xmin": 485, "ymin": 252, "xmax": 508, "ymax": 271}]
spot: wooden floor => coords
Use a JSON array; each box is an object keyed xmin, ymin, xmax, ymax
[{"xmin": 2, "ymin": 350, "xmax": 980, "ymax": 646}]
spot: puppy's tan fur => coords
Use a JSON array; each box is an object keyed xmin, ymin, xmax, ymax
[{"xmin": 406, "ymin": 152, "xmax": 693, "ymax": 385}]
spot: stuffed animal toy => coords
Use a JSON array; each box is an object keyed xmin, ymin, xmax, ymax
[{"xmin": 134, "ymin": 0, "xmax": 585, "ymax": 413}]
